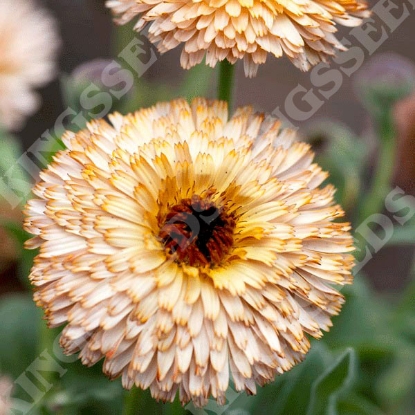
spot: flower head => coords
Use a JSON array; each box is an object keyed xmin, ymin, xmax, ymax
[
  {"xmin": 106, "ymin": 0, "xmax": 369, "ymax": 76},
  {"xmin": 24, "ymin": 98, "xmax": 354, "ymax": 406},
  {"xmin": 0, "ymin": 0, "xmax": 60, "ymax": 130}
]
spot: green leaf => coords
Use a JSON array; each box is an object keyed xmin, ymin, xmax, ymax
[
  {"xmin": 232, "ymin": 342, "xmax": 331, "ymax": 415},
  {"xmin": 162, "ymin": 395, "xmax": 186, "ymax": 415},
  {"xmin": 185, "ymin": 381, "xmax": 245, "ymax": 415},
  {"xmin": 393, "ymin": 279, "xmax": 415, "ymax": 343},
  {"xmin": 306, "ymin": 348, "xmax": 357, "ymax": 415},
  {"xmin": 321, "ymin": 277, "xmax": 407, "ymax": 364},
  {"xmin": 45, "ymin": 378, "xmax": 124, "ymax": 415},
  {"xmin": 385, "ymin": 222, "xmax": 415, "ymax": 246},
  {"xmin": 0, "ymin": 294, "xmax": 40, "ymax": 379},
  {"xmin": 337, "ymin": 393, "xmax": 385, "ymax": 415},
  {"xmin": 39, "ymin": 358, "xmax": 125, "ymax": 415},
  {"xmin": 0, "ymin": 131, "xmax": 28, "ymax": 183},
  {"xmin": 383, "ymin": 193, "xmax": 415, "ymax": 246},
  {"xmin": 0, "ymin": 131, "xmax": 31, "ymax": 207},
  {"xmin": 374, "ymin": 343, "xmax": 415, "ymax": 411},
  {"xmin": 322, "ymin": 278, "xmax": 390, "ymax": 349}
]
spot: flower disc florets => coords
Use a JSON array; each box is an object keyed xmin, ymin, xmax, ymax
[
  {"xmin": 24, "ymin": 98, "xmax": 354, "ymax": 407},
  {"xmin": 159, "ymin": 194, "xmax": 236, "ymax": 267}
]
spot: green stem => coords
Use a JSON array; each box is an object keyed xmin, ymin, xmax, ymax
[
  {"xmin": 33, "ymin": 321, "xmax": 58, "ymax": 407},
  {"xmin": 358, "ymin": 110, "xmax": 396, "ymax": 224},
  {"xmin": 122, "ymin": 387, "xmax": 143, "ymax": 415},
  {"xmin": 217, "ymin": 60, "xmax": 235, "ymax": 110},
  {"xmin": 164, "ymin": 396, "xmax": 185, "ymax": 415},
  {"xmin": 111, "ymin": 21, "xmax": 146, "ymax": 111}
]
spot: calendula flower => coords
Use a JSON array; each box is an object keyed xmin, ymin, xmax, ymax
[
  {"xmin": 24, "ymin": 98, "xmax": 354, "ymax": 406},
  {"xmin": 0, "ymin": 0, "xmax": 60, "ymax": 131},
  {"xmin": 106, "ymin": 0, "xmax": 369, "ymax": 77}
]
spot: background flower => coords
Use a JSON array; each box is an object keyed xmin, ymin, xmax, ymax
[
  {"xmin": 0, "ymin": 0, "xmax": 60, "ymax": 131},
  {"xmin": 106, "ymin": 0, "xmax": 369, "ymax": 76},
  {"xmin": 354, "ymin": 52, "xmax": 415, "ymax": 117},
  {"xmin": 0, "ymin": 376, "xmax": 12, "ymax": 415},
  {"xmin": 24, "ymin": 98, "xmax": 353, "ymax": 406}
]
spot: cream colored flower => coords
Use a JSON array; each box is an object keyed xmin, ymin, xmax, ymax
[
  {"xmin": 106, "ymin": 0, "xmax": 369, "ymax": 76},
  {"xmin": 24, "ymin": 98, "xmax": 354, "ymax": 406},
  {"xmin": 0, "ymin": 0, "xmax": 60, "ymax": 131},
  {"xmin": 0, "ymin": 376, "xmax": 12, "ymax": 415}
]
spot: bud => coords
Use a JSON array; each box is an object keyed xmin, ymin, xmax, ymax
[
  {"xmin": 62, "ymin": 59, "xmax": 134, "ymax": 124},
  {"xmin": 354, "ymin": 52, "xmax": 415, "ymax": 117}
]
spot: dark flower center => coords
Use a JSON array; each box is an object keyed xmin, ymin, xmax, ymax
[{"xmin": 159, "ymin": 195, "xmax": 235, "ymax": 267}]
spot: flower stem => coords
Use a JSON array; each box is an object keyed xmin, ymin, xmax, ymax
[
  {"xmin": 217, "ymin": 60, "xmax": 235, "ymax": 110},
  {"xmin": 356, "ymin": 108, "xmax": 396, "ymax": 259},
  {"xmin": 122, "ymin": 387, "xmax": 143, "ymax": 415},
  {"xmin": 357, "ymin": 109, "xmax": 396, "ymax": 227},
  {"xmin": 32, "ymin": 320, "xmax": 58, "ymax": 408},
  {"xmin": 164, "ymin": 396, "xmax": 185, "ymax": 415}
]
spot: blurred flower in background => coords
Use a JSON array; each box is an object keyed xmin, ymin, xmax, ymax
[
  {"xmin": 0, "ymin": 0, "xmax": 60, "ymax": 131},
  {"xmin": 106, "ymin": 0, "xmax": 370, "ymax": 77},
  {"xmin": 24, "ymin": 98, "xmax": 354, "ymax": 407},
  {"xmin": 354, "ymin": 52, "xmax": 415, "ymax": 118},
  {"xmin": 0, "ymin": 376, "xmax": 12, "ymax": 415},
  {"xmin": 60, "ymin": 58, "xmax": 134, "ymax": 127},
  {"xmin": 71, "ymin": 59, "xmax": 117, "ymax": 87}
]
